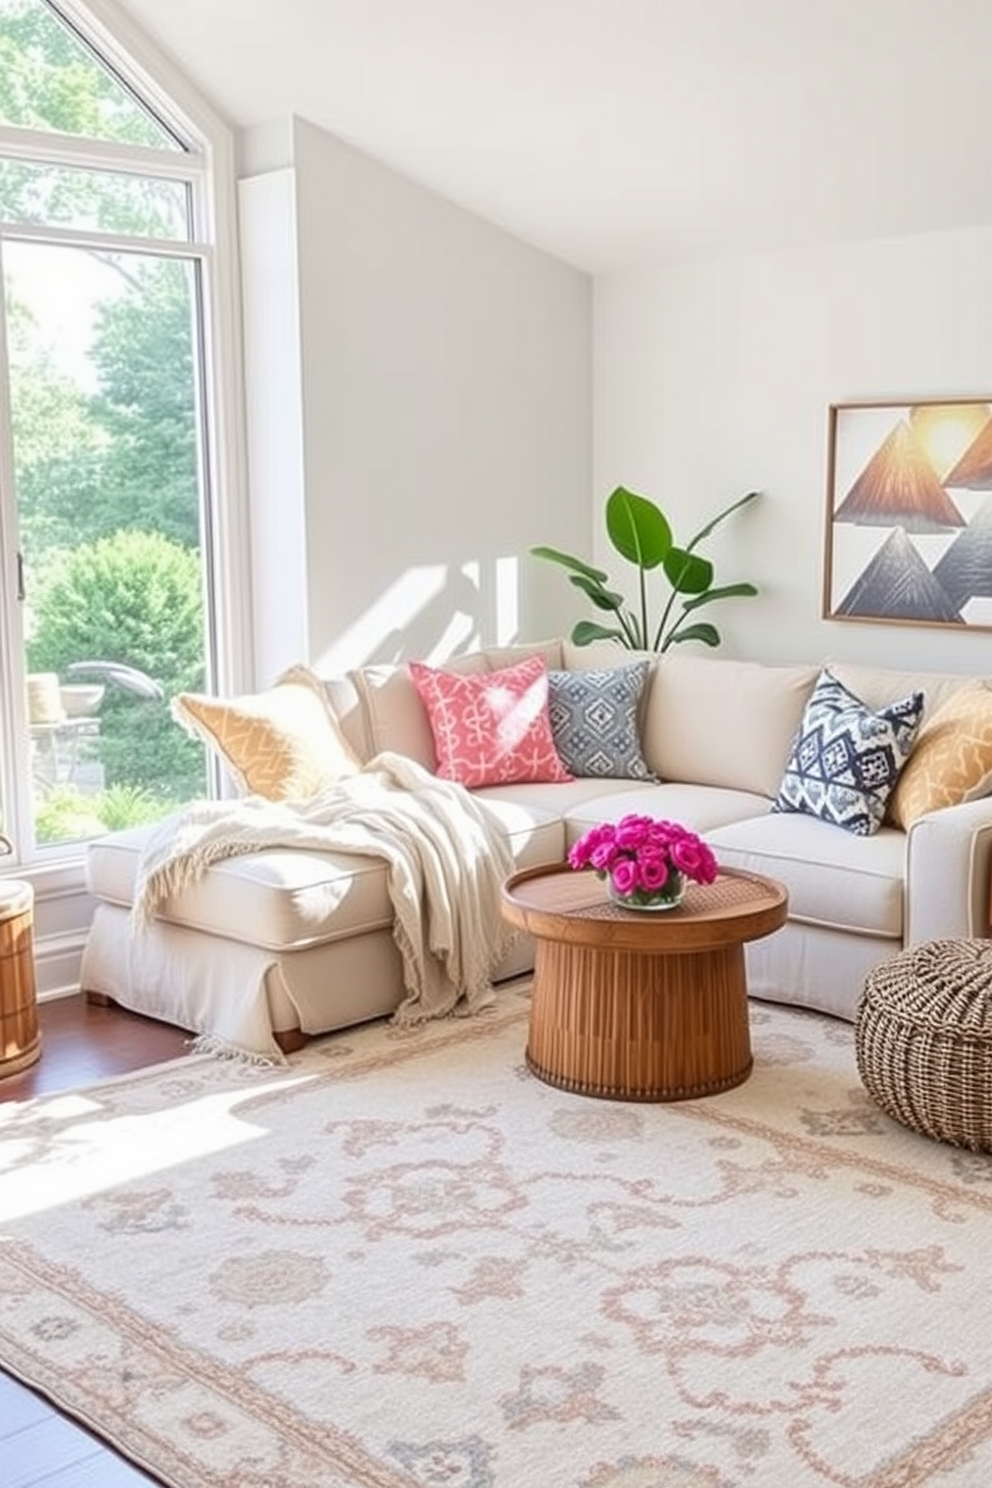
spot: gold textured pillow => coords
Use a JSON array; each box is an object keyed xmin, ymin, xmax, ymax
[
  {"xmin": 887, "ymin": 681, "xmax": 992, "ymax": 830},
  {"xmin": 172, "ymin": 665, "xmax": 358, "ymax": 801}
]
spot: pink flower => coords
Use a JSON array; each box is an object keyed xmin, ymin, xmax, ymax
[
  {"xmin": 638, "ymin": 851, "xmax": 671, "ymax": 890},
  {"xmin": 610, "ymin": 857, "xmax": 640, "ymax": 895},
  {"xmin": 670, "ymin": 834, "xmax": 718, "ymax": 884},
  {"xmin": 568, "ymin": 821, "xmax": 616, "ymax": 870},
  {"xmin": 614, "ymin": 815, "xmax": 651, "ymax": 851},
  {"xmin": 590, "ymin": 840, "xmax": 618, "ymax": 873},
  {"xmin": 568, "ymin": 815, "xmax": 719, "ymax": 900}
]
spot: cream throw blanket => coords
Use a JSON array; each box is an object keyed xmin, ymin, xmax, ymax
[{"xmin": 132, "ymin": 752, "xmax": 518, "ymax": 1027}]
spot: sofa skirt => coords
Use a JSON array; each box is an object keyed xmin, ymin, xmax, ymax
[
  {"xmin": 745, "ymin": 919, "xmax": 902, "ymax": 1023},
  {"xmin": 79, "ymin": 903, "xmax": 536, "ymax": 1060}
]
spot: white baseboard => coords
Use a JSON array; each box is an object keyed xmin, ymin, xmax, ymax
[{"xmin": 34, "ymin": 931, "xmax": 86, "ymax": 1002}]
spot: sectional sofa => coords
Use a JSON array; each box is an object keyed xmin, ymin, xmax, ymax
[{"xmin": 81, "ymin": 639, "xmax": 992, "ymax": 1059}]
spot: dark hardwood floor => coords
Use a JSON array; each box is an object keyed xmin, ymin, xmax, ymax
[{"xmin": 1, "ymin": 995, "xmax": 191, "ymax": 1488}]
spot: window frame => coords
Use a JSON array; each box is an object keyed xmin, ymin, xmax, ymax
[{"xmin": 0, "ymin": 0, "xmax": 250, "ymax": 886}]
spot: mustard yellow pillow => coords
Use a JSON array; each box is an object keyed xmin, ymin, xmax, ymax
[
  {"xmin": 172, "ymin": 665, "xmax": 358, "ymax": 801},
  {"xmin": 887, "ymin": 681, "xmax": 992, "ymax": 830}
]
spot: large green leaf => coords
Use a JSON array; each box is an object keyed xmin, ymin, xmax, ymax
[
  {"xmin": 663, "ymin": 547, "xmax": 712, "ymax": 594},
  {"xmin": 605, "ymin": 486, "xmax": 671, "ymax": 570},
  {"xmin": 680, "ymin": 582, "xmax": 759, "ymax": 611},
  {"xmin": 529, "ymin": 545, "xmax": 609, "ymax": 583},
  {"xmin": 569, "ymin": 573, "xmax": 626, "ymax": 612},
  {"xmin": 664, "ymin": 621, "xmax": 721, "ymax": 650},
  {"xmin": 571, "ymin": 619, "xmax": 632, "ymax": 647},
  {"xmin": 683, "ymin": 489, "xmax": 760, "ymax": 553}
]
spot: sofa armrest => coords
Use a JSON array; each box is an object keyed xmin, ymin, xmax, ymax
[{"xmin": 904, "ymin": 798, "xmax": 992, "ymax": 945}]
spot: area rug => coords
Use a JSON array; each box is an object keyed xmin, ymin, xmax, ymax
[{"xmin": 2, "ymin": 984, "xmax": 992, "ymax": 1488}]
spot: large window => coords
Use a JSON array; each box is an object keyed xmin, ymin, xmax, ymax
[{"xmin": 0, "ymin": 0, "xmax": 242, "ymax": 862}]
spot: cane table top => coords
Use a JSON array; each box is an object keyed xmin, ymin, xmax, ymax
[{"xmin": 501, "ymin": 862, "xmax": 789, "ymax": 954}]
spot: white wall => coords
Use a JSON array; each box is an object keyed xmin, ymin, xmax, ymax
[
  {"xmin": 240, "ymin": 116, "xmax": 591, "ymax": 681},
  {"xmin": 238, "ymin": 166, "xmax": 309, "ymax": 685},
  {"xmin": 594, "ymin": 226, "xmax": 992, "ymax": 676}
]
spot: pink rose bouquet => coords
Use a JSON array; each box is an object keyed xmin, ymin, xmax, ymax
[{"xmin": 568, "ymin": 814, "xmax": 718, "ymax": 907}]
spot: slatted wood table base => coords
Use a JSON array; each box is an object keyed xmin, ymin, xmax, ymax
[
  {"xmin": 502, "ymin": 864, "xmax": 789, "ymax": 1103},
  {"xmin": 526, "ymin": 938, "xmax": 752, "ymax": 1100},
  {"xmin": 1, "ymin": 882, "xmax": 41, "ymax": 1079}
]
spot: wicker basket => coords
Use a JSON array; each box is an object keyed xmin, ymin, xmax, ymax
[{"xmin": 855, "ymin": 939, "xmax": 992, "ymax": 1151}]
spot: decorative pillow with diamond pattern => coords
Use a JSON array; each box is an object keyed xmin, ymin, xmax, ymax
[
  {"xmin": 409, "ymin": 654, "xmax": 572, "ymax": 789},
  {"xmin": 772, "ymin": 668, "xmax": 924, "ymax": 835},
  {"xmin": 547, "ymin": 662, "xmax": 657, "ymax": 780}
]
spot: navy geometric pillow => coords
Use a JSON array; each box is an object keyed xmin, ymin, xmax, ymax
[
  {"xmin": 547, "ymin": 662, "xmax": 657, "ymax": 780},
  {"xmin": 772, "ymin": 669, "xmax": 924, "ymax": 835}
]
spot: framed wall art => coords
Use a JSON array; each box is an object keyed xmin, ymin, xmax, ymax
[{"xmin": 823, "ymin": 397, "xmax": 992, "ymax": 631}]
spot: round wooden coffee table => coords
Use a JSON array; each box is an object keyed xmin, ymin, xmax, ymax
[{"xmin": 501, "ymin": 863, "xmax": 788, "ymax": 1102}]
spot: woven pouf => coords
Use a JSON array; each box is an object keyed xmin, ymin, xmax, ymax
[{"xmin": 856, "ymin": 939, "xmax": 992, "ymax": 1151}]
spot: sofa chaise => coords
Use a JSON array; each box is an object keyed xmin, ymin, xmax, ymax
[{"xmin": 80, "ymin": 639, "xmax": 992, "ymax": 1058}]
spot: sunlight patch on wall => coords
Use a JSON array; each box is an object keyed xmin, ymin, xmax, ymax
[
  {"xmin": 318, "ymin": 566, "xmax": 449, "ymax": 673},
  {"xmin": 496, "ymin": 556, "xmax": 519, "ymax": 644},
  {"xmin": 316, "ymin": 557, "xmax": 521, "ymax": 673}
]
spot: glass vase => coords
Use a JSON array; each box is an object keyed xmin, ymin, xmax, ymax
[{"xmin": 609, "ymin": 871, "xmax": 686, "ymax": 912}]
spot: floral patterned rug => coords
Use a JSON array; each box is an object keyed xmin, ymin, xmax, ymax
[{"xmin": 2, "ymin": 981, "xmax": 992, "ymax": 1488}]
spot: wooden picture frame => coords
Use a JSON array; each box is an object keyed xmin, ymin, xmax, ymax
[{"xmin": 823, "ymin": 397, "xmax": 992, "ymax": 630}]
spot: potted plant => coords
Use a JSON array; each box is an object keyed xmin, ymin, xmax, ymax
[{"xmin": 531, "ymin": 485, "xmax": 760, "ymax": 651}]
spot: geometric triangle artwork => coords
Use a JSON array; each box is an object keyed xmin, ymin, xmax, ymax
[
  {"xmin": 827, "ymin": 400, "xmax": 992, "ymax": 630},
  {"xmin": 836, "ymin": 527, "xmax": 962, "ymax": 622},
  {"xmin": 943, "ymin": 417, "xmax": 992, "ymax": 490},
  {"xmin": 931, "ymin": 498, "xmax": 992, "ymax": 610},
  {"xmin": 834, "ymin": 420, "xmax": 965, "ymax": 532},
  {"xmin": 909, "ymin": 401, "xmax": 992, "ymax": 480}
]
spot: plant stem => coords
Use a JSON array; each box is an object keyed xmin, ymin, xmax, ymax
[
  {"xmin": 618, "ymin": 609, "xmax": 640, "ymax": 647},
  {"xmin": 652, "ymin": 588, "xmax": 680, "ymax": 650}
]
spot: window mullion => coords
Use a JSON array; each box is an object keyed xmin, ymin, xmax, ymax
[
  {"xmin": 0, "ymin": 251, "xmax": 32, "ymax": 855},
  {"xmin": 0, "ymin": 219, "xmax": 212, "ymax": 261},
  {"xmin": 0, "ymin": 123, "xmax": 203, "ymax": 179}
]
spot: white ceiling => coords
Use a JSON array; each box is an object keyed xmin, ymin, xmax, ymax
[{"xmin": 113, "ymin": 0, "xmax": 992, "ymax": 275}]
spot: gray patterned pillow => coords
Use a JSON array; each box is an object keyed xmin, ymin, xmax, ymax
[{"xmin": 547, "ymin": 662, "xmax": 657, "ymax": 780}]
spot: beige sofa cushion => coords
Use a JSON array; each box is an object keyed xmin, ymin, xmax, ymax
[
  {"xmin": 563, "ymin": 780, "xmax": 773, "ymax": 842},
  {"xmin": 640, "ymin": 655, "xmax": 818, "ymax": 799},
  {"xmin": 826, "ymin": 661, "xmax": 984, "ymax": 717},
  {"xmin": 86, "ymin": 795, "xmax": 564, "ymax": 952},
  {"xmin": 707, "ymin": 812, "xmax": 905, "ymax": 939},
  {"xmin": 319, "ymin": 672, "xmax": 370, "ymax": 763},
  {"xmin": 561, "ymin": 641, "xmax": 656, "ymax": 670},
  {"xmin": 480, "ymin": 640, "xmax": 563, "ymax": 672}
]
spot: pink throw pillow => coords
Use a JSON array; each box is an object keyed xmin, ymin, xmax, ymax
[{"xmin": 409, "ymin": 654, "xmax": 573, "ymax": 788}]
